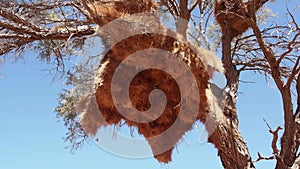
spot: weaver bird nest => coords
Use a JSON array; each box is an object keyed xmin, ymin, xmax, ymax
[{"xmin": 75, "ymin": 0, "xmax": 224, "ymax": 164}]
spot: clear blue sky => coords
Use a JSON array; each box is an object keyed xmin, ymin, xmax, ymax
[
  {"xmin": 0, "ymin": 1, "xmax": 297, "ymax": 169},
  {"xmin": 0, "ymin": 47, "xmax": 283, "ymax": 169}
]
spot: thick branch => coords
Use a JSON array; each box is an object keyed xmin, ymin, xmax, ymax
[
  {"xmin": 208, "ymin": 123, "xmax": 255, "ymax": 169},
  {"xmin": 0, "ymin": 20, "xmax": 41, "ymax": 39},
  {"xmin": 249, "ymin": 19, "xmax": 284, "ymax": 91},
  {"xmin": 0, "ymin": 26, "xmax": 96, "ymax": 55},
  {"xmin": 175, "ymin": 0, "xmax": 191, "ymax": 38}
]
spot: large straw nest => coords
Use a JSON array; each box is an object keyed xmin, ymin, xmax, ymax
[
  {"xmin": 80, "ymin": 32, "xmax": 212, "ymax": 163},
  {"xmin": 79, "ymin": 0, "xmax": 217, "ymax": 163}
]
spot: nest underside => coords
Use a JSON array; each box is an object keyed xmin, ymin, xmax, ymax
[{"xmin": 80, "ymin": 32, "xmax": 211, "ymax": 163}]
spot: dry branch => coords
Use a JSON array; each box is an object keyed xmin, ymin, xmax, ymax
[
  {"xmin": 249, "ymin": 7, "xmax": 300, "ymax": 168},
  {"xmin": 253, "ymin": 152, "xmax": 275, "ymax": 163}
]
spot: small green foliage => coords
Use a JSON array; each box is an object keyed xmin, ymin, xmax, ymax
[{"xmin": 55, "ymin": 89, "xmax": 88, "ymax": 153}]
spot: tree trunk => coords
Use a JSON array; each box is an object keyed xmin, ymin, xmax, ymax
[
  {"xmin": 208, "ymin": 33, "xmax": 255, "ymax": 169},
  {"xmin": 175, "ymin": 0, "xmax": 190, "ymax": 38},
  {"xmin": 274, "ymin": 89, "xmax": 296, "ymax": 169},
  {"xmin": 276, "ymin": 76, "xmax": 300, "ymax": 168},
  {"xmin": 208, "ymin": 123, "xmax": 254, "ymax": 169}
]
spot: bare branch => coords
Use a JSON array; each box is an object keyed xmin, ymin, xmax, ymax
[
  {"xmin": 189, "ymin": 0, "xmax": 200, "ymax": 12},
  {"xmin": 249, "ymin": 18, "xmax": 285, "ymax": 91},
  {"xmin": 297, "ymin": 73, "xmax": 300, "ymax": 106},
  {"xmin": 70, "ymin": 2, "xmax": 92, "ymax": 20},
  {"xmin": 0, "ymin": 38, "xmax": 35, "ymax": 55},
  {"xmin": 253, "ymin": 152, "xmax": 275, "ymax": 163},
  {"xmin": 160, "ymin": 0, "xmax": 180, "ymax": 16},
  {"xmin": 0, "ymin": 20, "xmax": 41, "ymax": 38},
  {"xmin": 263, "ymin": 118, "xmax": 283, "ymax": 159},
  {"xmin": 285, "ymin": 56, "xmax": 300, "ymax": 88},
  {"xmin": 263, "ymin": 118, "xmax": 272, "ymax": 130},
  {"xmin": 17, "ymin": 1, "xmax": 78, "ymax": 10},
  {"xmin": 0, "ymin": 34, "xmax": 30, "ymax": 39},
  {"xmin": 0, "ymin": 7, "xmax": 42, "ymax": 32},
  {"xmin": 278, "ymin": 32, "xmax": 300, "ymax": 64},
  {"xmin": 270, "ymin": 126, "xmax": 283, "ymax": 156}
]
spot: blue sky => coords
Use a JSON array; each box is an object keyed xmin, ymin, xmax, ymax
[
  {"xmin": 0, "ymin": 48, "xmax": 283, "ymax": 169},
  {"xmin": 0, "ymin": 58, "xmax": 223, "ymax": 168},
  {"xmin": 0, "ymin": 1, "xmax": 298, "ymax": 169}
]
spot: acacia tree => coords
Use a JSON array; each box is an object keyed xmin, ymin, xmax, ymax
[{"xmin": 0, "ymin": 0, "xmax": 299, "ymax": 168}]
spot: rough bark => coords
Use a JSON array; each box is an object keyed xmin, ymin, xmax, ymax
[
  {"xmin": 275, "ymin": 89, "xmax": 297, "ymax": 168},
  {"xmin": 211, "ymin": 0, "xmax": 269, "ymax": 167},
  {"xmin": 208, "ymin": 123, "xmax": 254, "ymax": 169},
  {"xmin": 207, "ymin": 30, "xmax": 254, "ymax": 169}
]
